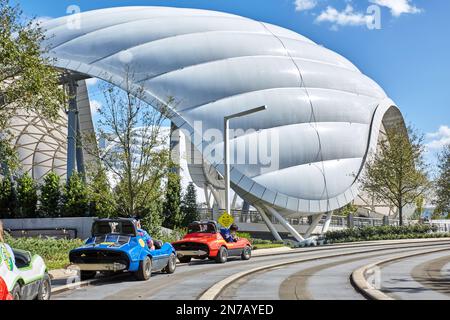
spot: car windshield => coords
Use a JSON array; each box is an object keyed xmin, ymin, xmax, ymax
[
  {"xmin": 92, "ymin": 221, "xmax": 136, "ymax": 236},
  {"xmin": 188, "ymin": 223, "xmax": 216, "ymax": 234},
  {"xmin": 93, "ymin": 235, "xmax": 131, "ymax": 246}
]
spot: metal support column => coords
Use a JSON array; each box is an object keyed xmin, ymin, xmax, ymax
[
  {"xmin": 66, "ymin": 79, "xmax": 78, "ymax": 182},
  {"xmin": 321, "ymin": 211, "xmax": 333, "ymax": 235},
  {"xmin": 265, "ymin": 205, "xmax": 305, "ymax": 242},
  {"xmin": 304, "ymin": 213, "xmax": 323, "ymax": 239},
  {"xmin": 76, "ymin": 114, "xmax": 85, "ymax": 180},
  {"xmin": 204, "ymin": 184, "xmax": 212, "ymax": 210},
  {"xmin": 254, "ymin": 205, "xmax": 282, "ymax": 242},
  {"xmin": 231, "ymin": 193, "xmax": 238, "ymax": 211},
  {"xmin": 169, "ymin": 122, "xmax": 181, "ymax": 175}
]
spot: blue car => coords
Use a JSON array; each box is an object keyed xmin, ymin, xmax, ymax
[{"xmin": 69, "ymin": 218, "xmax": 177, "ymax": 281}]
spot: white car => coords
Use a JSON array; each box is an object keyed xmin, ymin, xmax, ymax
[{"xmin": 0, "ymin": 243, "xmax": 51, "ymax": 300}]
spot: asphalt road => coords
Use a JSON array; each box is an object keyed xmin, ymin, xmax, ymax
[{"xmin": 52, "ymin": 240, "xmax": 450, "ymax": 300}]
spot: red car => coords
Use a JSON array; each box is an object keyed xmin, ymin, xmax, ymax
[
  {"xmin": 0, "ymin": 276, "xmax": 12, "ymax": 301},
  {"xmin": 172, "ymin": 221, "xmax": 252, "ymax": 264}
]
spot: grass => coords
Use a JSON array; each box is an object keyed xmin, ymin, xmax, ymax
[{"xmin": 252, "ymin": 243, "xmax": 287, "ymax": 250}]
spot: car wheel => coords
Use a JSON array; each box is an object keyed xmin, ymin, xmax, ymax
[
  {"xmin": 179, "ymin": 256, "xmax": 192, "ymax": 264},
  {"xmin": 241, "ymin": 246, "xmax": 252, "ymax": 261},
  {"xmin": 37, "ymin": 273, "xmax": 52, "ymax": 300},
  {"xmin": 80, "ymin": 271, "xmax": 97, "ymax": 281},
  {"xmin": 135, "ymin": 256, "xmax": 152, "ymax": 281},
  {"xmin": 164, "ymin": 253, "xmax": 177, "ymax": 274},
  {"xmin": 11, "ymin": 283, "xmax": 21, "ymax": 300},
  {"xmin": 215, "ymin": 247, "xmax": 228, "ymax": 264}
]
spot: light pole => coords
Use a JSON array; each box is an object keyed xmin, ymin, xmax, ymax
[{"xmin": 223, "ymin": 105, "xmax": 267, "ymax": 215}]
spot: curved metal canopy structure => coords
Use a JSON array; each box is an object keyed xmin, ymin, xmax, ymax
[{"xmin": 41, "ymin": 6, "xmax": 404, "ymax": 217}]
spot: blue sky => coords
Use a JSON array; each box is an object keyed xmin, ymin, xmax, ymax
[{"xmin": 18, "ymin": 0, "xmax": 450, "ymax": 165}]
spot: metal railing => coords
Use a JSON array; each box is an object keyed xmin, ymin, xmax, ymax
[
  {"xmin": 197, "ymin": 209, "xmax": 404, "ymax": 229},
  {"xmin": 431, "ymin": 220, "xmax": 450, "ymax": 233}
]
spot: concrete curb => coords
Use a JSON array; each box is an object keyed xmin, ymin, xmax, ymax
[
  {"xmin": 51, "ymin": 279, "xmax": 97, "ymax": 294},
  {"xmin": 252, "ymin": 247, "xmax": 293, "ymax": 256},
  {"xmin": 350, "ymin": 246, "xmax": 450, "ymax": 300}
]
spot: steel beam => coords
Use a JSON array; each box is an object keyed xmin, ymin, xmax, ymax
[
  {"xmin": 265, "ymin": 205, "xmax": 305, "ymax": 242},
  {"xmin": 321, "ymin": 211, "xmax": 333, "ymax": 235},
  {"xmin": 66, "ymin": 79, "xmax": 78, "ymax": 182},
  {"xmin": 254, "ymin": 204, "xmax": 282, "ymax": 242},
  {"xmin": 304, "ymin": 213, "xmax": 323, "ymax": 239}
]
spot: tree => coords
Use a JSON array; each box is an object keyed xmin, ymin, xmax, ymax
[
  {"xmin": 140, "ymin": 186, "xmax": 164, "ymax": 237},
  {"xmin": 411, "ymin": 195, "xmax": 425, "ymax": 220},
  {"xmin": 87, "ymin": 166, "xmax": 116, "ymax": 218},
  {"xmin": 85, "ymin": 71, "xmax": 171, "ymax": 219},
  {"xmin": 334, "ymin": 202, "xmax": 358, "ymax": 217},
  {"xmin": 0, "ymin": 0, "xmax": 64, "ymax": 131},
  {"xmin": 162, "ymin": 172, "xmax": 183, "ymax": 229},
  {"xmin": 0, "ymin": 177, "xmax": 16, "ymax": 218},
  {"xmin": 39, "ymin": 172, "xmax": 62, "ymax": 217},
  {"xmin": 62, "ymin": 172, "xmax": 89, "ymax": 217},
  {"xmin": 433, "ymin": 144, "xmax": 450, "ymax": 216},
  {"xmin": 181, "ymin": 182, "xmax": 199, "ymax": 226},
  {"xmin": 0, "ymin": 138, "xmax": 18, "ymax": 177},
  {"xmin": 16, "ymin": 172, "xmax": 38, "ymax": 218},
  {"xmin": 361, "ymin": 125, "xmax": 430, "ymax": 225}
]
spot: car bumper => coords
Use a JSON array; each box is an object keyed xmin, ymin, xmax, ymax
[
  {"xmin": 177, "ymin": 250, "xmax": 208, "ymax": 257},
  {"xmin": 73, "ymin": 263, "xmax": 127, "ymax": 272}
]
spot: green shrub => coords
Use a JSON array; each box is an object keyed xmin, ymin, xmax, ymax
[
  {"xmin": 250, "ymin": 238, "xmax": 273, "ymax": 245},
  {"xmin": 325, "ymin": 224, "xmax": 436, "ymax": 243},
  {"xmin": 158, "ymin": 227, "xmax": 187, "ymax": 244},
  {"xmin": 237, "ymin": 232, "xmax": 252, "ymax": 240},
  {"xmin": 4, "ymin": 233, "xmax": 83, "ymax": 270},
  {"xmin": 325, "ymin": 224, "xmax": 449, "ymax": 244}
]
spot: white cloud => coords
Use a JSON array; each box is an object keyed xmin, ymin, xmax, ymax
[
  {"xmin": 370, "ymin": 0, "xmax": 422, "ymax": 17},
  {"xmin": 295, "ymin": 0, "xmax": 318, "ymax": 12},
  {"xmin": 426, "ymin": 125, "xmax": 450, "ymax": 150},
  {"xmin": 90, "ymin": 100, "xmax": 102, "ymax": 115},
  {"xmin": 315, "ymin": 5, "xmax": 374, "ymax": 27}
]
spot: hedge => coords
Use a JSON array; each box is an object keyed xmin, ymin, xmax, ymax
[
  {"xmin": 325, "ymin": 224, "xmax": 450, "ymax": 243},
  {"xmin": 4, "ymin": 233, "xmax": 83, "ymax": 270}
]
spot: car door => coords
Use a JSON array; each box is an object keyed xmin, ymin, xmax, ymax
[{"xmin": 150, "ymin": 245, "xmax": 171, "ymax": 271}]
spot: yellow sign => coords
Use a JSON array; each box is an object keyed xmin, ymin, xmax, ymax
[
  {"xmin": 218, "ymin": 212, "xmax": 234, "ymax": 228},
  {"xmin": 139, "ymin": 239, "xmax": 146, "ymax": 248}
]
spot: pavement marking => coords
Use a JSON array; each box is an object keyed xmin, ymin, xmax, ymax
[
  {"xmin": 199, "ymin": 241, "xmax": 450, "ymax": 300},
  {"xmin": 351, "ymin": 246, "xmax": 450, "ymax": 300},
  {"xmin": 278, "ymin": 251, "xmax": 400, "ymax": 300},
  {"xmin": 411, "ymin": 254, "xmax": 450, "ymax": 297}
]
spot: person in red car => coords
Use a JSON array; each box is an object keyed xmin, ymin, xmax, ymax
[
  {"xmin": 220, "ymin": 223, "xmax": 240, "ymax": 243},
  {"xmin": 0, "ymin": 276, "xmax": 12, "ymax": 300}
]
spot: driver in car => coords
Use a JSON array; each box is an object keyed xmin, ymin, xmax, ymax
[
  {"xmin": 220, "ymin": 223, "xmax": 240, "ymax": 243},
  {"xmin": 134, "ymin": 217, "xmax": 155, "ymax": 250}
]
